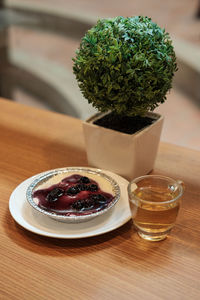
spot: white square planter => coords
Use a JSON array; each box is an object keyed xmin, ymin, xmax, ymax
[{"xmin": 82, "ymin": 112, "xmax": 164, "ymax": 180}]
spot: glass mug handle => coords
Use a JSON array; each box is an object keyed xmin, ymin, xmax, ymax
[
  {"xmin": 177, "ymin": 180, "xmax": 185, "ymax": 191},
  {"xmin": 168, "ymin": 180, "xmax": 185, "ymax": 193}
]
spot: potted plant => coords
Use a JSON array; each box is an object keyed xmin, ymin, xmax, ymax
[{"xmin": 72, "ymin": 16, "xmax": 177, "ymax": 180}]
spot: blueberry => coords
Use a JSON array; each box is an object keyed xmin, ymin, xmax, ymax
[
  {"xmin": 78, "ymin": 176, "xmax": 90, "ymax": 184},
  {"xmin": 76, "ymin": 184, "xmax": 88, "ymax": 192},
  {"xmin": 84, "ymin": 198, "xmax": 95, "ymax": 209},
  {"xmin": 72, "ymin": 198, "xmax": 96, "ymax": 211},
  {"xmin": 72, "ymin": 200, "xmax": 84, "ymax": 210},
  {"xmin": 66, "ymin": 186, "xmax": 78, "ymax": 195},
  {"xmin": 47, "ymin": 188, "xmax": 64, "ymax": 202},
  {"xmin": 90, "ymin": 194, "xmax": 107, "ymax": 204},
  {"xmin": 67, "ymin": 184, "xmax": 88, "ymax": 195},
  {"xmin": 88, "ymin": 184, "xmax": 98, "ymax": 192}
]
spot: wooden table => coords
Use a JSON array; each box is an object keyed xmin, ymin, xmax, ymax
[{"xmin": 1, "ymin": 98, "xmax": 200, "ymax": 300}]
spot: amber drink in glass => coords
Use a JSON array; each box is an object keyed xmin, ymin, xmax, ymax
[{"xmin": 128, "ymin": 175, "xmax": 184, "ymax": 241}]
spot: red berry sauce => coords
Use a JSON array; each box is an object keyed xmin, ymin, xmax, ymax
[{"xmin": 33, "ymin": 174, "xmax": 114, "ymax": 216}]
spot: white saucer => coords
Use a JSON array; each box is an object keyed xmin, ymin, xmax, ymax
[{"xmin": 9, "ymin": 169, "xmax": 132, "ymax": 239}]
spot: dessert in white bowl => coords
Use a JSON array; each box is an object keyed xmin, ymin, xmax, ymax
[{"xmin": 26, "ymin": 167, "xmax": 120, "ymax": 223}]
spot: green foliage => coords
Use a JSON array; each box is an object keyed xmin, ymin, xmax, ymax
[{"xmin": 72, "ymin": 16, "xmax": 177, "ymax": 116}]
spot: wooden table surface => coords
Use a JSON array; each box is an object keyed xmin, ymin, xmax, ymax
[{"xmin": 0, "ymin": 98, "xmax": 200, "ymax": 300}]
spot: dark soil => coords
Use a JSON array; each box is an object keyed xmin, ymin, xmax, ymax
[{"xmin": 94, "ymin": 112, "xmax": 155, "ymax": 134}]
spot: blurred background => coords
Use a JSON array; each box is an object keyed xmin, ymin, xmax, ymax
[{"xmin": 0, "ymin": 0, "xmax": 199, "ymax": 150}]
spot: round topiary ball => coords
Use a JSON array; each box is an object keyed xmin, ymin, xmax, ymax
[{"xmin": 73, "ymin": 16, "xmax": 177, "ymax": 116}]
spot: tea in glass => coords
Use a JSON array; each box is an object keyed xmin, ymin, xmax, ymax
[{"xmin": 128, "ymin": 175, "xmax": 184, "ymax": 241}]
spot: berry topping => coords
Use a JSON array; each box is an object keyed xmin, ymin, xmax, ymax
[
  {"xmin": 33, "ymin": 173, "xmax": 114, "ymax": 215},
  {"xmin": 90, "ymin": 194, "xmax": 107, "ymax": 204},
  {"xmin": 72, "ymin": 198, "xmax": 96, "ymax": 211},
  {"xmin": 66, "ymin": 186, "xmax": 79, "ymax": 195},
  {"xmin": 88, "ymin": 184, "xmax": 98, "ymax": 192},
  {"xmin": 66, "ymin": 184, "xmax": 88, "ymax": 195},
  {"xmin": 46, "ymin": 188, "xmax": 64, "ymax": 203},
  {"xmin": 76, "ymin": 184, "xmax": 88, "ymax": 192},
  {"xmin": 71, "ymin": 200, "xmax": 84, "ymax": 210},
  {"xmin": 78, "ymin": 176, "xmax": 90, "ymax": 184}
]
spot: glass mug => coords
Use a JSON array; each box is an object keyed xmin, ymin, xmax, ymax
[{"xmin": 128, "ymin": 175, "xmax": 184, "ymax": 241}]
